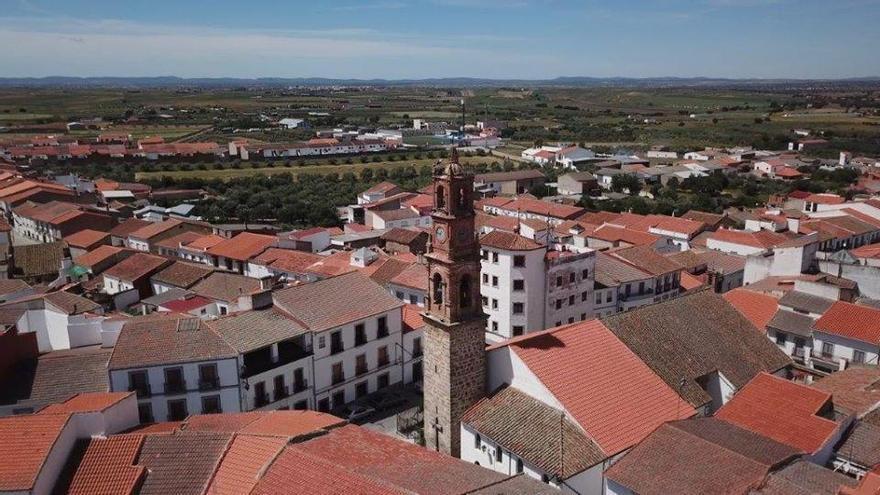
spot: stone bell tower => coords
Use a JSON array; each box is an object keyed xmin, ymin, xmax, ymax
[{"xmin": 422, "ymin": 149, "xmax": 486, "ymax": 457}]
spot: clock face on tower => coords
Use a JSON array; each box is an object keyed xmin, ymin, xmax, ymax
[{"xmin": 435, "ymin": 226, "xmax": 447, "ymax": 243}]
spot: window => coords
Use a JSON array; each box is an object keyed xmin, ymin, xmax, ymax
[
  {"xmin": 294, "ymin": 400, "xmax": 308, "ymax": 410},
  {"xmin": 513, "ymin": 302, "xmax": 524, "ymax": 314},
  {"xmin": 639, "ymin": 281, "xmax": 645, "ymax": 294},
  {"xmin": 481, "ymin": 296, "xmax": 488, "ymax": 307},
  {"xmin": 377, "ymin": 316, "xmax": 389, "ymax": 338},
  {"xmin": 330, "ymin": 331, "xmax": 343, "ymax": 355},
  {"xmin": 568, "ymin": 317, "xmax": 574, "ymax": 324},
  {"xmin": 491, "ymin": 276, "xmax": 498, "ymax": 287},
  {"xmin": 395, "ymin": 291, "xmax": 404, "ymax": 299},
  {"xmin": 516, "ymin": 458, "xmax": 523, "ymax": 473},
  {"xmin": 356, "ymin": 354, "xmax": 368, "ymax": 376},
  {"xmin": 377, "ymin": 346, "xmax": 389, "ymax": 367},
  {"xmin": 377, "ymin": 372, "xmax": 390, "ymax": 389},
  {"xmin": 355, "ymin": 381, "xmax": 368, "ymax": 399},
  {"xmin": 318, "ymin": 398, "xmax": 330, "ymax": 412},
  {"xmin": 492, "ymin": 252, "xmax": 499, "ymax": 263},
  {"xmin": 556, "ymin": 276, "xmax": 563, "ymax": 287},
  {"xmin": 512, "ymin": 326, "xmax": 524, "ymax": 336},
  {"xmin": 481, "ymin": 250, "xmax": 488, "ymax": 260},
  {"xmin": 293, "ymin": 368, "xmax": 307, "ymax": 393},
  {"xmin": 198, "ymin": 364, "xmax": 219, "ymax": 391},
  {"xmin": 568, "ymin": 295, "xmax": 575, "ymax": 305},
  {"xmin": 776, "ymin": 333, "xmax": 787, "ymax": 346},
  {"xmin": 201, "ymin": 395, "xmax": 222, "ymax": 414},
  {"xmin": 513, "ymin": 255, "xmax": 525, "ymax": 267},
  {"xmin": 409, "ymin": 295, "xmax": 418, "ymax": 304},
  {"xmin": 475, "ymin": 434, "xmax": 481, "ymax": 449},
  {"xmin": 513, "ymin": 280, "xmax": 524, "ymax": 291},
  {"xmin": 854, "ymin": 350, "xmax": 866, "ymax": 364},
  {"xmin": 254, "ymin": 381, "xmax": 269, "ymax": 407},
  {"xmin": 332, "ymin": 391, "xmax": 345, "ymax": 409},
  {"xmin": 167, "ymin": 399, "xmax": 188, "ymax": 421},
  {"xmin": 491, "ymin": 321, "xmax": 498, "ymax": 332},
  {"xmin": 482, "ymin": 273, "xmax": 489, "ymax": 284},
  {"xmin": 332, "ymin": 363, "xmax": 344, "ymax": 385},
  {"xmin": 219, "ymin": 306, "xmax": 228, "ymax": 315},
  {"xmin": 606, "ymin": 292, "xmax": 612, "ymax": 303},
  {"xmin": 582, "ymin": 269, "xmax": 589, "ymax": 279},
  {"xmin": 412, "ymin": 361, "xmax": 423, "ymax": 381},
  {"xmin": 491, "ymin": 298, "xmax": 498, "ymax": 310},
  {"xmin": 595, "ymin": 294, "xmax": 602, "ymax": 305},
  {"xmin": 555, "ymin": 321, "xmax": 561, "ymax": 326},
  {"xmin": 137, "ymin": 403, "xmax": 154, "ymax": 424},
  {"xmin": 822, "ymin": 342, "xmax": 835, "ymax": 358},
  {"xmin": 164, "ymin": 367, "xmax": 185, "ymax": 394},
  {"xmin": 495, "ymin": 445, "xmax": 502, "ymax": 462},
  {"xmin": 412, "ymin": 337, "xmax": 423, "ymax": 357},
  {"xmin": 581, "ymin": 291, "xmax": 588, "ymax": 302},
  {"xmin": 580, "ymin": 313, "xmax": 586, "ymax": 320},
  {"xmin": 129, "ymin": 370, "xmax": 150, "ymax": 398},
  {"xmin": 569, "ymin": 273, "xmax": 575, "ymax": 283},
  {"xmin": 355, "ymin": 324, "xmax": 367, "ymax": 346},
  {"xmin": 318, "ymin": 335, "xmax": 326, "ymax": 349},
  {"xmin": 555, "ymin": 299, "xmax": 562, "ymax": 310}
]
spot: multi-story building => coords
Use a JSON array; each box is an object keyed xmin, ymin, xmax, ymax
[
  {"xmin": 479, "ymin": 230, "xmax": 596, "ymax": 341},
  {"xmin": 272, "ymin": 271, "xmax": 406, "ymax": 413}
]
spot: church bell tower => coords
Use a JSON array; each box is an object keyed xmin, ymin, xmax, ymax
[{"xmin": 422, "ymin": 149, "xmax": 486, "ymax": 457}]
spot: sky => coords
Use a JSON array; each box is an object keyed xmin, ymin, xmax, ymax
[{"xmin": 1, "ymin": 0, "xmax": 879, "ymax": 80}]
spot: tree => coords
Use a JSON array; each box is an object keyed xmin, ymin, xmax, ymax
[{"xmin": 611, "ymin": 174, "xmax": 642, "ymax": 195}]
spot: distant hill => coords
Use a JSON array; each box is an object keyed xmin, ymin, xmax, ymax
[{"xmin": 0, "ymin": 75, "xmax": 878, "ymax": 89}]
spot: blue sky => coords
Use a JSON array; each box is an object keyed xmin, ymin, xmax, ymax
[{"xmin": 2, "ymin": 0, "xmax": 879, "ymax": 79}]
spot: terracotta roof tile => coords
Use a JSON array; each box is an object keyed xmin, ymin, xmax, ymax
[
  {"xmin": 605, "ymin": 418, "xmax": 798, "ymax": 495},
  {"xmin": 609, "ymin": 244, "xmax": 683, "ymax": 276},
  {"xmin": 137, "ymin": 431, "xmax": 232, "ymax": 495},
  {"xmin": 0, "ymin": 413, "xmax": 71, "ymax": 492},
  {"xmin": 253, "ymin": 248, "xmax": 322, "ymax": 274},
  {"xmin": 153, "ymin": 231, "xmax": 205, "ymax": 250},
  {"xmin": 462, "ymin": 386, "xmax": 605, "ymax": 477},
  {"xmin": 709, "ymin": 228, "xmax": 790, "ymax": 249},
  {"xmin": 716, "ymin": 373, "xmax": 838, "ymax": 453},
  {"xmin": 723, "ymin": 288, "xmax": 780, "ymax": 332},
  {"xmin": 182, "ymin": 234, "xmax": 225, "ymax": 251},
  {"xmin": 68, "ymin": 435, "xmax": 145, "ymax": 495},
  {"xmin": 479, "ymin": 230, "xmax": 544, "ymax": 251},
  {"xmin": 389, "ymin": 262, "xmax": 428, "ymax": 291},
  {"xmin": 814, "ymin": 301, "xmax": 880, "ymax": 344},
  {"xmin": 13, "ymin": 241, "xmax": 66, "ymax": 278},
  {"xmin": 206, "ymin": 232, "xmax": 276, "ymax": 261},
  {"xmin": 273, "ymin": 272, "xmax": 403, "ymax": 332},
  {"xmin": 191, "ymin": 272, "xmax": 263, "ymax": 303},
  {"xmin": 128, "ymin": 219, "xmax": 183, "ymax": 241},
  {"xmin": 109, "ymin": 314, "xmax": 237, "ymax": 369},
  {"xmin": 103, "ymin": 252, "xmax": 170, "ymax": 282},
  {"xmin": 753, "ymin": 459, "xmax": 858, "ymax": 495},
  {"xmin": 812, "ymin": 366, "xmax": 880, "ymax": 417},
  {"xmin": 603, "ymin": 291, "xmax": 792, "ymax": 408},
  {"xmin": 74, "ymin": 245, "xmax": 127, "ymax": 269},
  {"xmin": 151, "ymin": 261, "xmax": 213, "ymax": 289},
  {"xmin": 37, "ymin": 392, "xmax": 131, "ymax": 415},
  {"xmin": 401, "ymin": 304, "xmax": 424, "ymax": 333},
  {"xmin": 501, "ymin": 320, "xmax": 695, "ymax": 456},
  {"xmin": 208, "ymin": 307, "xmax": 309, "ymax": 353},
  {"xmin": 205, "ymin": 435, "xmax": 287, "ymax": 495},
  {"xmin": 64, "ymin": 229, "xmax": 110, "ymax": 249}
]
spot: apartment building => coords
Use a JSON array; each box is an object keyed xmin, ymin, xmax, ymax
[{"xmin": 479, "ymin": 230, "xmax": 596, "ymax": 341}]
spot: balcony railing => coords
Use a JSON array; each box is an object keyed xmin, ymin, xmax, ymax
[
  {"xmin": 356, "ymin": 364, "xmax": 368, "ymax": 376},
  {"xmin": 198, "ymin": 379, "xmax": 220, "ymax": 391},
  {"xmin": 412, "ymin": 348, "xmax": 423, "ymax": 358},
  {"xmin": 330, "ymin": 343, "xmax": 344, "ymax": 355},
  {"xmin": 164, "ymin": 381, "xmax": 187, "ymax": 395},
  {"xmin": 355, "ymin": 335, "xmax": 367, "ymax": 347},
  {"xmin": 378, "ymin": 356, "xmax": 390, "ymax": 367},
  {"xmin": 377, "ymin": 327, "xmax": 389, "ymax": 339},
  {"xmin": 293, "ymin": 380, "xmax": 309, "ymax": 394},
  {"xmin": 332, "ymin": 373, "xmax": 345, "ymax": 385}
]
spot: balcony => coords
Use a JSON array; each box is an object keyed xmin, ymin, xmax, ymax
[
  {"xmin": 377, "ymin": 328, "xmax": 389, "ymax": 339},
  {"xmin": 241, "ymin": 344, "xmax": 311, "ymax": 379},
  {"xmin": 164, "ymin": 381, "xmax": 187, "ymax": 395},
  {"xmin": 293, "ymin": 380, "xmax": 309, "ymax": 394},
  {"xmin": 330, "ymin": 343, "xmax": 344, "ymax": 355},
  {"xmin": 356, "ymin": 364, "xmax": 368, "ymax": 376},
  {"xmin": 355, "ymin": 335, "xmax": 367, "ymax": 347},
  {"xmin": 378, "ymin": 356, "xmax": 390, "ymax": 368},
  {"xmin": 198, "ymin": 379, "xmax": 220, "ymax": 391},
  {"xmin": 332, "ymin": 373, "xmax": 345, "ymax": 386},
  {"xmin": 412, "ymin": 347, "xmax": 423, "ymax": 358}
]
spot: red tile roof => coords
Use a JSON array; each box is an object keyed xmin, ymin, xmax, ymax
[
  {"xmin": 498, "ymin": 197, "xmax": 584, "ymax": 220},
  {"xmin": 160, "ymin": 295, "xmax": 212, "ymax": 313},
  {"xmin": 389, "ymin": 262, "xmax": 428, "ymax": 291},
  {"xmin": 154, "ymin": 231, "xmax": 205, "ymax": 250},
  {"xmin": 679, "ymin": 271, "xmax": 705, "ymax": 290},
  {"xmin": 813, "ymin": 301, "xmax": 880, "ymax": 344},
  {"xmin": 103, "ymin": 252, "xmax": 170, "ymax": 282},
  {"xmin": 0, "ymin": 413, "xmax": 70, "ymax": 492},
  {"xmin": 182, "ymin": 234, "xmax": 225, "ymax": 251},
  {"xmin": 68, "ymin": 435, "xmax": 145, "ymax": 495},
  {"xmin": 806, "ymin": 193, "xmax": 845, "ymax": 205},
  {"xmin": 253, "ymin": 248, "xmax": 322, "ymax": 273},
  {"xmin": 63, "ymin": 229, "xmax": 110, "ymax": 249},
  {"xmin": 479, "ymin": 230, "xmax": 544, "ymax": 251},
  {"xmin": 74, "ymin": 245, "xmax": 127, "ymax": 269},
  {"xmin": 402, "ymin": 304, "xmax": 424, "ymax": 333},
  {"xmin": 128, "ymin": 219, "xmax": 183, "ymax": 241},
  {"xmin": 715, "ymin": 373, "xmax": 838, "ymax": 453},
  {"xmin": 588, "ymin": 225, "xmax": 659, "ymax": 246},
  {"xmin": 37, "ymin": 392, "xmax": 132, "ymax": 415},
  {"xmin": 204, "ymin": 435, "xmax": 287, "ymax": 495},
  {"xmin": 723, "ymin": 288, "xmax": 780, "ymax": 332},
  {"xmin": 709, "ymin": 228, "xmax": 790, "ymax": 249},
  {"xmin": 497, "ymin": 320, "xmax": 695, "ymax": 456},
  {"xmin": 811, "ymin": 367, "xmax": 880, "ymax": 417},
  {"xmin": 207, "ymin": 232, "xmax": 276, "ymax": 261},
  {"xmin": 109, "ymin": 218, "xmax": 151, "ymax": 238}
]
